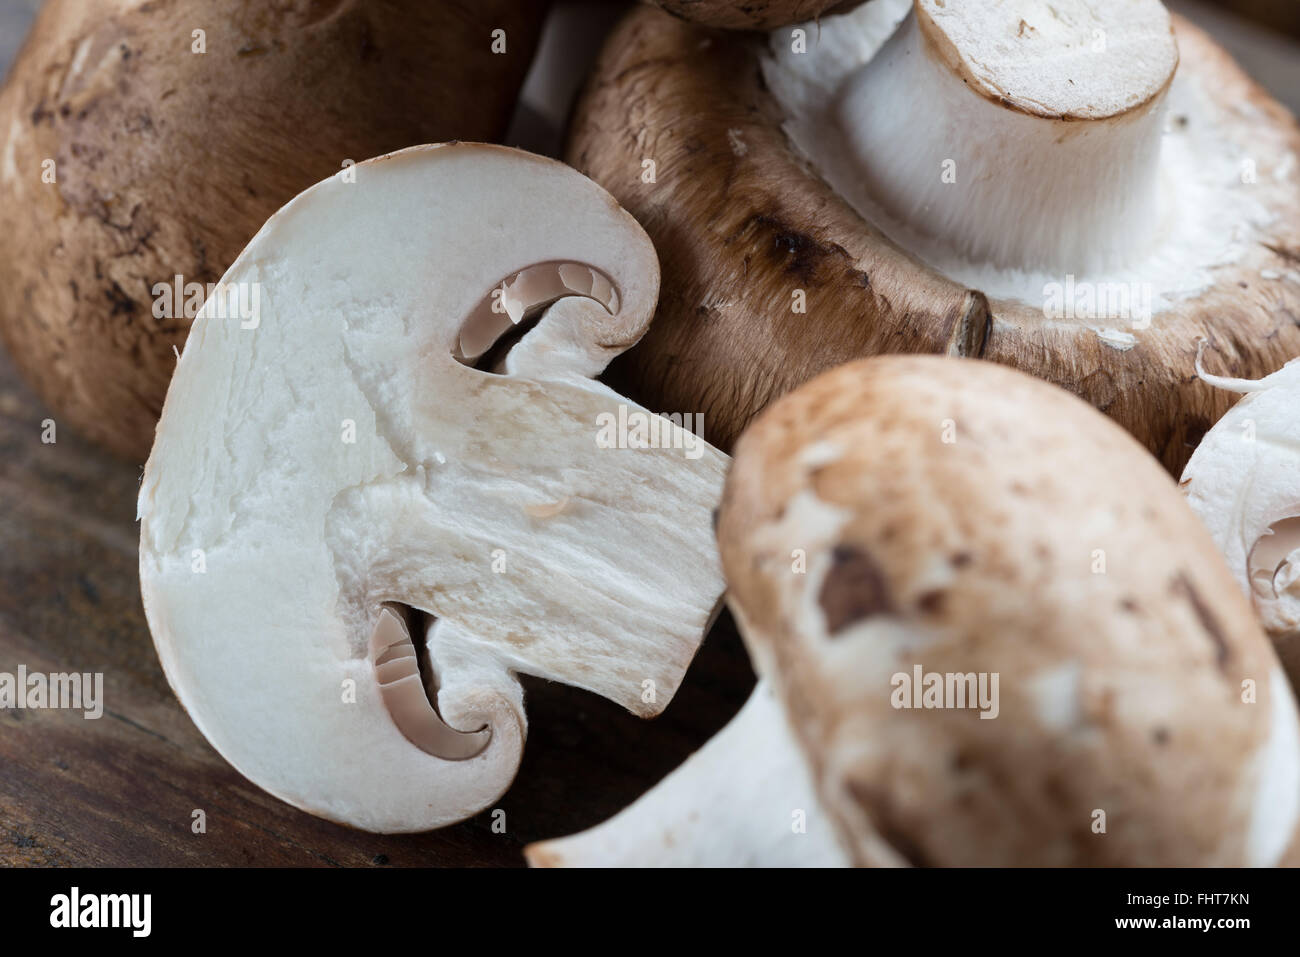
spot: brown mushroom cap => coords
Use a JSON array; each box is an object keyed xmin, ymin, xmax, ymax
[
  {"xmin": 569, "ymin": 4, "xmax": 1300, "ymax": 475},
  {"xmin": 716, "ymin": 355, "xmax": 1300, "ymax": 866},
  {"xmin": 653, "ymin": 0, "xmax": 865, "ymax": 31},
  {"xmin": 0, "ymin": 0, "xmax": 546, "ymax": 461}
]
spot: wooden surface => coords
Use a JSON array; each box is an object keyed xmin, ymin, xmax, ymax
[{"xmin": 0, "ymin": 344, "xmax": 753, "ymax": 866}]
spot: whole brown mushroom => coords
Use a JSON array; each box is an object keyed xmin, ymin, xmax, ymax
[
  {"xmin": 530, "ymin": 356, "xmax": 1300, "ymax": 867},
  {"xmin": 0, "ymin": 0, "xmax": 547, "ymax": 461}
]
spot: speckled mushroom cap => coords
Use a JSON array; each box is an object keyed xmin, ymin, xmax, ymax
[{"xmin": 716, "ymin": 355, "xmax": 1300, "ymax": 866}]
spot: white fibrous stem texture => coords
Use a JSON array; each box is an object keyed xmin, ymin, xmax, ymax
[
  {"xmin": 762, "ymin": 0, "xmax": 1272, "ymax": 311},
  {"xmin": 836, "ymin": 0, "xmax": 1177, "ymax": 274}
]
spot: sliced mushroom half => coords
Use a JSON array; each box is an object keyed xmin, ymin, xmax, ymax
[{"xmin": 138, "ymin": 144, "xmax": 729, "ymax": 833}]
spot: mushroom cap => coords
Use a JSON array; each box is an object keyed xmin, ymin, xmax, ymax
[
  {"xmin": 0, "ymin": 0, "xmax": 545, "ymax": 461},
  {"xmin": 716, "ymin": 355, "xmax": 1300, "ymax": 866},
  {"xmin": 138, "ymin": 143, "xmax": 728, "ymax": 832},
  {"xmin": 568, "ymin": 3, "xmax": 1300, "ymax": 474},
  {"xmin": 652, "ymin": 0, "xmax": 865, "ymax": 31}
]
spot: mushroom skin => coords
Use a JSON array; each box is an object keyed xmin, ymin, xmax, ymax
[
  {"xmin": 568, "ymin": 2, "xmax": 1300, "ymax": 474},
  {"xmin": 138, "ymin": 144, "xmax": 729, "ymax": 832},
  {"xmin": 1181, "ymin": 353, "xmax": 1300, "ymax": 686},
  {"xmin": 532, "ymin": 357, "xmax": 1300, "ymax": 866},
  {"xmin": 651, "ymin": 0, "xmax": 864, "ymax": 31},
  {"xmin": 0, "ymin": 0, "xmax": 547, "ymax": 462}
]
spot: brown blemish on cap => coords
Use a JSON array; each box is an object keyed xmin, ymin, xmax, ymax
[
  {"xmin": 1171, "ymin": 573, "xmax": 1230, "ymax": 668},
  {"xmin": 916, "ymin": 589, "xmax": 947, "ymax": 615},
  {"xmin": 819, "ymin": 544, "xmax": 894, "ymax": 635}
]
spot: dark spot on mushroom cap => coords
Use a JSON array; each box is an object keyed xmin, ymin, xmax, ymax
[
  {"xmin": 916, "ymin": 589, "xmax": 946, "ymax": 615},
  {"xmin": 747, "ymin": 213, "xmax": 851, "ymax": 284},
  {"xmin": 820, "ymin": 545, "xmax": 893, "ymax": 635},
  {"xmin": 1042, "ymin": 773, "xmax": 1070, "ymax": 805},
  {"xmin": 105, "ymin": 281, "xmax": 138, "ymax": 318},
  {"xmin": 1171, "ymin": 572, "xmax": 1230, "ymax": 669}
]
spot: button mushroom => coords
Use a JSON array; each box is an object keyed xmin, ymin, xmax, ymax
[
  {"xmin": 0, "ymin": 0, "xmax": 547, "ymax": 461},
  {"xmin": 569, "ymin": 0, "xmax": 1300, "ymax": 472},
  {"xmin": 1182, "ymin": 349, "xmax": 1300, "ymax": 686},
  {"xmin": 137, "ymin": 143, "xmax": 729, "ymax": 832},
  {"xmin": 528, "ymin": 356, "xmax": 1300, "ymax": 866}
]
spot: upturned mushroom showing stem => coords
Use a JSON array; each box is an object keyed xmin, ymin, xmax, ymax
[
  {"xmin": 836, "ymin": 0, "xmax": 1177, "ymax": 274},
  {"xmin": 138, "ymin": 144, "xmax": 729, "ymax": 833},
  {"xmin": 530, "ymin": 357, "xmax": 1300, "ymax": 867},
  {"xmin": 570, "ymin": 0, "xmax": 1300, "ymax": 472},
  {"xmin": 765, "ymin": 0, "xmax": 1279, "ymax": 305}
]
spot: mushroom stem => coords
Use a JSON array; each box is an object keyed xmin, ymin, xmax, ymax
[
  {"xmin": 525, "ymin": 681, "xmax": 851, "ymax": 867},
  {"xmin": 835, "ymin": 0, "xmax": 1177, "ymax": 274}
]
